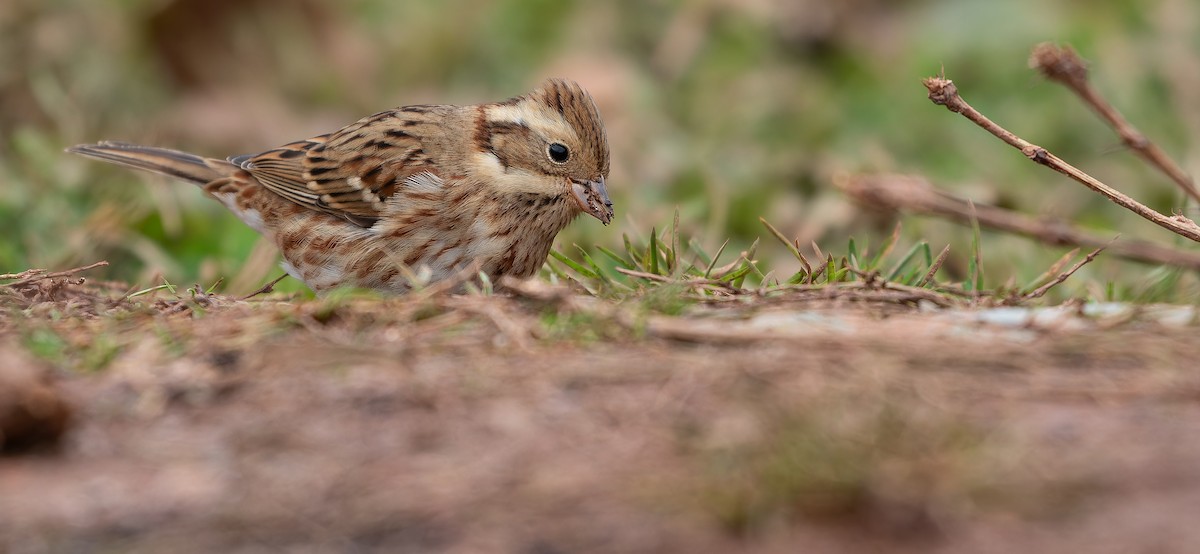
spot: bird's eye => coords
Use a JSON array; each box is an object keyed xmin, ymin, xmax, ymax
[{"xmin": 548, "ymin": 142, "xmax": 570, "ymax": 164}]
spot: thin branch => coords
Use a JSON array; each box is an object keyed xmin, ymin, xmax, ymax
[
  {"xmin": 1023, "ymin": 244, "xmax": 1108, "ymax": 300},
  {"xmin": 923, "ymin": 75, "xmax": 1200, "ymax": 243},
  {"xmin": 839, "ymin": 173, "xmax": 1200, "ymax": 270},
  {"xmin": 1030, "ymin": 43, "xmax": 1200, "ymax": 203}
]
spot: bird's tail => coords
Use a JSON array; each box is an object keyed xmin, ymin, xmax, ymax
[{"xmin": 66, "ymin": 141, "xmax": 236, "ymax": 186}]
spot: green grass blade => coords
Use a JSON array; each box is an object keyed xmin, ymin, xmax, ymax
[
  {"xmin": 550, "ymin": 249, "xmax": 601, "ymax": 280},
  {"xmin": 623, "ymin": 233, "xmax": 646, "ymax": 271},
  {"xmin": 885, "ymin": 241, "xmax": 926, "ymax": 282},
  {"xmin": 759, "ymin": 217, "xmax": 804, "ymax": 263},
  {"xmin": 727, "ymin": 263, "xmax": 753, "ymax": 288},
  {"xmin": 647, "ymin": 228, "xmax": 660, "ymax": 275},
  {"xmin": 868, "ymin": 221, "xmax": 902, "ymax": 270},
  {"xmin": 689, "ymin": 238, "xmax": 713, "ymax": 268},
  {"xmin": 966, "ymin": 201, "xmax": 983, "ymax": 293},
  {"xmin": 704, "ymin": 239, "xmax": 730, "ymax": 279},
  {"xmin": 670, "ymin": 208, "xmax": 681, "ymax": 276},
  {"xmin": 575, "ymin": 245, "xmax": 612, "ymax": 285},
  {"xmin": 596, "ymin": 245, "xmax": 635, "ymax": 270}
]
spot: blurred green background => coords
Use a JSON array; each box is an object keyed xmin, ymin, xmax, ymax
[{"xmin": 3, "ymin": 0, "xmax": 1199, "ymax": 299}]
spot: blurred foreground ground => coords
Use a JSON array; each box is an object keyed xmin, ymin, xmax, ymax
[{"xmin": 2, "ymin": 279, "xmax": 1199, "ymax": 553}]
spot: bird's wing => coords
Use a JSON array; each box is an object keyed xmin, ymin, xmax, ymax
[{"xmin": 230, "ymin": 108, "xmax": 441, "ymax": 227}]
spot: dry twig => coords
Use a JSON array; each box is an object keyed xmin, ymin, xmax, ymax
[
  {"xmin": 923, "ymin": 75, "xmax": 1200, "ymax": 243},
  {"xmin": 1, "ymin": 261, "xmax": 109, "ymax": 288},
  {"xmin": 241, "ymin": 274, "xmax": 290, "ymax": 300},
  {"xmin": 1030, "ymin": 43, "xmax": 1200, "ymax": 203}
]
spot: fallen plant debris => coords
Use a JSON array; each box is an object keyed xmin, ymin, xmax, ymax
[{"xmin": 1, "ymin": 261, "xmax": 111, "ymax": 307}]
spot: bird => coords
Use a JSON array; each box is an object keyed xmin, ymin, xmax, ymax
[{"xmin": 67, "ymin": 78, "xmax": 612, "ymax": 295}]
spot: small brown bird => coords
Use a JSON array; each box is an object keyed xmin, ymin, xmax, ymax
[{"xmin": 68, "ymin": 78, "xmax": 612, "ymax": 294}]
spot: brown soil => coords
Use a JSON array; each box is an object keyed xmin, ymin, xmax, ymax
[{"xmin": 2, "ymin": 278, "xmax": 1199, "ymax": 553}]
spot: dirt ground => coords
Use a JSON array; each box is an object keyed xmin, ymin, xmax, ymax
[{"xmin": 2, "ymin": 278, "xmax": 1200, "ymax": 553}]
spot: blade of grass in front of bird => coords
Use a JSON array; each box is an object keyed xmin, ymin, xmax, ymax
[
  {"xmin": 670, "ymin": 208, "xmax": 681, "ymax": 277},
  {"xmin": 675, "ymin": 240, "xmax": 703, "ymax": 277},
  {"xmin": 648, "ymin": 228, "xmax": 662, "ymax": 276},
  {"xmin": 575, "ymin": 245, "xmax": 616, "ymax": 286},
  {"xmin": 868, "ymin": 222, "xmax": 902, "ymax": 270},
  {"xmin": 596, "ymin": 245, "xmax": 635, "ymax": 270},
  {"xmin": 1020, "ymin": 248, "xmax": 1078, "ymax": 295},
  {"xmin": 966, "ymin": 201, "xmax": 983, "ymax": 293},
  {"xmin": 550, "ymin": 249, "xmax": 601, "ymax": 280},
  {"xmin": 886, "ymin": 241, "xmax": 927, "ymax": 282},
  {"xmin": 744, "ymin": 237, "xmax": 760, "ymax": 274},
  {"xmin": 831, "ymin": 256, "xmax": 853, "ymax": 283},
  {"xmin": 728, "ymin": 238, "xmax": 760, "ymax": 288},
  {"xmin": 689, "ymin": 237, "xmax": 713, "ymax": 269},
  {"xmin": 127, "ymin": 283, "xmax": 173, "ymax": 299},
  {"xmin": 545, "ymin": 267, "xmax": 567, "ymax": 288},
  {"xmin": 726, "ymin": 263, "xmax": 753, "ymax": 288},
  {"xmin": 703, "ymin": 238, "xmax": 730, "ymax": 279},
  {"xmin": 901, "ymin": 266, "xmax": 923, "ymax": 286},
  {"xmin": 622, "ymin": 233, "xmax": 647, "ymax": 272},
  {"xmin": 759, "ymin": 217, "xmax": 804, "ymax": 263}
]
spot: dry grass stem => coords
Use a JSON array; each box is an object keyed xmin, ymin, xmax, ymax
[
  {"xmin": 615, "ymin": 267, "xmax": 674, "ymax": 283},
  {"xmin": 1023, "ymin": 245, "xmax": 1108, "ymax": 300},
  {"xmin": 919, "ymin": 245, "xmax": 951, "ymax": 287},
  {"xmin": 1029, "ymin": 43, "xmax": 1200, "ymax": 203},
  {"xmin": 923, "ymin": 75, "xmax": 1200, "ymax": 243}
]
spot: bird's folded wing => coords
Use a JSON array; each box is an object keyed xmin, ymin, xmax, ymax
[{"xmin": 231, "ymin": 109, "xmax": 440, "ymax": 227}]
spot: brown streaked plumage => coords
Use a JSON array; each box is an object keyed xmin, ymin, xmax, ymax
[{"xmin": 67, "ymin": 79, "xmax": 612, "ymax": 295}]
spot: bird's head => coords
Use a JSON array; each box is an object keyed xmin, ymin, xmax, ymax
[{"xmin": 475, "ymin": 78, "xmax": 612, "ymax": 224}]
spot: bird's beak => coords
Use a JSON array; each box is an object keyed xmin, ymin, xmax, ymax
[{"xmin": 570, "ymin": 177, "xmax": 614, "ymax": 225}]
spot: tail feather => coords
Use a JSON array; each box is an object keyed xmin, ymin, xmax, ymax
[{"xmin": 66, "ymin": 141, "xmax": 234, "ymax": 185}]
